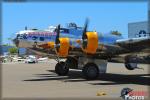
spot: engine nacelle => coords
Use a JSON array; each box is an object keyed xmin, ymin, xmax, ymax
[
  {"xmin": 47, "ymin": 42, "xmax": 55, "ymax": 48},
  {"xmin": 82, "ymin": 32, "xmax": 98, "ymax": 54},
  {"xmin": 56, "ymin": 38, "xmax": 70, "ymax": 57}
]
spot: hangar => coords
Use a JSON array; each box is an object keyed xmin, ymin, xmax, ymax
[{"xmin": 128, "ymin": 21, "xmax": 150, "ymax": 38}]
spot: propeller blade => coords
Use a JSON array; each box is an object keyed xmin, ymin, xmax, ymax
[
  {"xmin": 55, "ymin": 24, "xmax": 61, "ymax": 52},
  {"xmin": 82, "ymin": 18, "xmax": 89, "ymax": 49},
  {"xmin": 55, "ymin": 24, "xmax": 60, "ymax": 44},
  {"xmin": 82, "ymin": 18, "xmax": 89, "ymax": 39}
]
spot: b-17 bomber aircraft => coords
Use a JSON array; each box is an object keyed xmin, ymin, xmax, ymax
[
  {"xmin": 13, "ymin": 19, "xmax": 150, "ymax": 80},
  {"xmin": 13, "ymin": 23, "xmax": 83, "ymax": 55}
]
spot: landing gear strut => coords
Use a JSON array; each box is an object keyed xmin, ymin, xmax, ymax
[
  {"xmin": 54, "ymin": 56, "xmax": 107, "ymax": 80},
  {"xmin": 65, "ymin": 57, "xmax": 78, "ymax": 69},
  {"xmin": 55, "ymin": 56, "xmax": 78, "ymax": 76}
]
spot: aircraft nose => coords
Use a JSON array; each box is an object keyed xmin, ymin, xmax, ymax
[{"xmin": 13, "ymin": 38, "xmax": 19, "ymax": 47}]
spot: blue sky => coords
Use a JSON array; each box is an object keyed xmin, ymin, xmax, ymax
[{"xmin": 2, "ymin": 2, "xmax": 148, "ymax": 44}]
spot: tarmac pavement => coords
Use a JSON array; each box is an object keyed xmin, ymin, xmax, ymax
[{"xmin": 2, "ymin": 60, "xmax": 150, "ymax": 99}]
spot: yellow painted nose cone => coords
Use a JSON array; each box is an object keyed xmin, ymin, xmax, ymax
[{"xmin": 96, "ymin": 92, "xmax": 107, "ymax": 96}]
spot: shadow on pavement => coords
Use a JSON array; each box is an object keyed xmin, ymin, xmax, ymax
[{"xmin": 23, "ymin": 69, "xmax": 150, "ymax": 86}]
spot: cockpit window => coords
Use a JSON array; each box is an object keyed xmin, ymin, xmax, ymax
[
  {"xmin": 60, "ymin": 28, "xmax": 69, "ymax": 33},
  {"xmin": 17, "ymin": 34, "xmax": 23, "ymax": 39}
]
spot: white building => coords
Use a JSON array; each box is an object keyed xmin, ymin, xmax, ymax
[
  {"xmin": 128, "ymin": 21, "xmax": 150, "ymax": 38},
  {"xmin": 128, "ymin": 1, "xmax": 150, "ymax": 38}
]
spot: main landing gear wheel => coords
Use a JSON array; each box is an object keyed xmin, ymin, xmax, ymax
[
  {"xmin": 82, "ymin": 63, "xmax": 99, "ymax": 80},
  {"xmin": 125, "ymin": 63, "xmax": 137, "ymax": 70},
  {"xmin": 55, "ymin": 61, "xmax": 69, "ymax": 76},
  {"xmin": 125, "ymin": 55, "xmax": 137, "ymax": 70}
]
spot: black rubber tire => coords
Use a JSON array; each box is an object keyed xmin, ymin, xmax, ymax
[
  {"xmin": 82, "ymin": 63, "xmax": 99, "ymax": 80},
  {"xmin": 55, "ymin": 61, "xmax": 69, "ymax": 76},
  {"xmin": 125, "ymin": 63, "xmax": 135, "ymax": 70},
  {"xmin": 125, "ymin": 55, "xmax": 137, "ymax": 70}
]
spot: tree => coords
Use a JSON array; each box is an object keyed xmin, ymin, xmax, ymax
[
  {"xmin": 9, "ymin": 47, "xmax": 18, "ymax": 54},
  {"xmin": 111, "ymin": 31, "xmax": 122, "ymax": 36}
]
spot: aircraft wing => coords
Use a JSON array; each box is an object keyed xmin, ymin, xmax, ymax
[
  {"xmin": 38, "ymin": 42, "xmax": 55, "ymax": 49},
  {"xmin": 68, "ymin": 36, "xmax": 150, "ymax": 61},
  {"xmin": 116, "ymin": 37, "xmax": 150, "ymax": 52}
]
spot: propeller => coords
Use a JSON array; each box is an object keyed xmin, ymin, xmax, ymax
[
  {"xmin": 81, "ymin": 18, "xmax": 99, "ymax": 54},
  {"xmin": 54, "ymin": 24, "xmax": 70, "ymax": 57},
  {"xmin": 82, "ymin": 18, "xmax": 89, "ymax": 49},
  {"xmin": 55, "ymin": 24, "xmax": 61, "ymax": 52}
]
